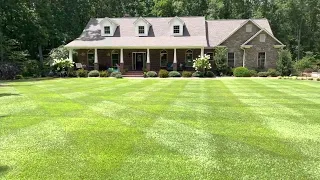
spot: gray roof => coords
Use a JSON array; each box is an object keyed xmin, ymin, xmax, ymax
[
  {"xmin": 206, "ymin": 19, "xmax": 273, "ymax": 47},
  {"xmin": 66, "ymin": 16, "xmax": 207, "ymax": 48},
  {"xmin": 65, "ymin": 17, "xmax": 274, "ymax": 48}
]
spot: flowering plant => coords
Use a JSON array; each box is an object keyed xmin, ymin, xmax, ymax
[
  {"xmin": 51, "ymin": 58, "xmax": 74, "ymax": 72},
  {"xmin": 193, "ymin": 54, "xmax": 212, "ymax": 73}
]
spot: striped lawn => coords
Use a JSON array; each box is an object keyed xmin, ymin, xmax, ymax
[{"xmin": 0, "ymin": 78, "xmax": 319, "ymax": 179}]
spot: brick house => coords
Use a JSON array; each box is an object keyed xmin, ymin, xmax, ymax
[{"xmin": 65, "ymin": 16, "xmax": 285, "ymax": 73}]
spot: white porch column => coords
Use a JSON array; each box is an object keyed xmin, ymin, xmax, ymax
[
  {"xmin": 146, "ymin": 48, "xmax": 150, "ymax": 71},
  {"xmin": 68, "ymin": 49, "xmax": 73, "ymax": 62},
  {"xmin": 94, "ymin": 48, "xmax": 99, "ymax": 70},
  {"xmin": 120, "ymin": 48, "xmax": 124, "ymax": 63},
  {"xmin": 201, "ymin": 47, "xmax": 204, "ymax": 57},
  {"xmin": 173, "ymin": 48, "xmax": 177, "ymax": 71},
  {"xmin": 174, "ymin": 48, "xmax": 177, "ymax": 63},
  {"xmin": 243, "ymin": 49, "xmax": 246, "ymax": 67}
]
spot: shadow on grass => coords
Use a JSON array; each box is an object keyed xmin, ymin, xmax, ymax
[
  {"xmin": 0, "ymin": 77, "xmax": 57, "ymax": 83},
  {"xmin": 0, "ymin": 93, "xmax": 20, "ymax": 97},
  {"xmin": 0, "ymin": 166, "xmax": 10, "ymax": 176}
]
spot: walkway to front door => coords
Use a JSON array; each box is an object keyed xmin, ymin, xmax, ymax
[{"xmin": 132, "ymin": 52, "xmax": 146, "ymax": 71}]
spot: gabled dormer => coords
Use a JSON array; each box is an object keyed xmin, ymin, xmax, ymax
[
  {"xmin": 100, "ymin": 17, "xmax": 118, "ymax": 37},
  {"xmin": 133, "ymin": 17, "xmax": 151, "ymax": 37},
  {"xmin": 169, "ymin": 16, "xmax": 185, "ymax": 36}
]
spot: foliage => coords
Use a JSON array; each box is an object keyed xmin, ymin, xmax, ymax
[
  {"xmin": 277, "ymin": 49, "xmax": 293, "ymax": 76},
  {"xmin": 257, "ymin": 72, "xmax": 269, "ymax": 77},
  {"xmin": 110, "ymin": 72, "xmax": 122, "ymax": 77},
  {"xmin": 15, "ymin": 75, "xmax": 24, "ymax": 79},
  {"xmin": 146, "ymin": 71, "xmax": 158, "ymax": 77},
  {"xmin": 192, "ymin": 54, "xmax": 212, "ymax": 73},
  {"xmin": 48, "ymin": 46, "xmax": 70, "ymax": 62},
  {"xmin": 159, "ymin": 69, "xmax": 169, "ymax": 78},
  {"xmin": 115, "ymin": 74, "xmax": 123, "ymax": 79},
  {"xmin": 249, "ymin": 70, "xmax": 258, "ymax": 77},
  {"xmin": 100, "ymin": 71, "xmax": 109, "ymax": 77},
  {"xmin": 168, "ymin": 71, "xmax": 181, "ymax": 77},
  {"xmin": 214, "ymin": 47, "xmax": 228, "ymax": 75},
  {"xmin": 233, "ymin": 67, "xmax": 251, "ymax": 77},
  {"xmin": 67, "ymin": 69, "xmax": 77, "ymax": 77},
  {"xmin": 294, "ymin": 54, "xmax": 320, "ymax": 73},
  {"xmin": 182, "ymin": 71, "xmax": 192, "ymax": 77},
  {"xmin": 0, "ymin": 62, "xmax": 20, "ymax": 80},
  {"xmin": 51, "ymin": 59, "xmax": 74, "ymax": 72},
  {"xmin": 205, "ymin": 71, "xmax": 215, "ymax": 78},
  {"xmin": 76, "ymin": 69, "xmax": 88, "ymax": 78},
  {"xmin": 267, "ymin": 69, "xmax": 280, "ymax": 77},
  {"xmin": 88, "ymin": 70, "xmax": 100, "ymax": 77},
  {"xmin": 21, "ymin": 60, "xmax": 40, "ymax": 77},
  {"xmin": 192, "ymin": 71, "xmax": 204, "ymax": 77}
]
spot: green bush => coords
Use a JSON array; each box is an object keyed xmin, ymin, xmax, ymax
[
  {"xmin": 233, "ymin": 67, "xmax": 251, "ymax": 77},
  {"xmin": 182, "ymin": 71, "xmax": 192, "ymax": 77},
  {"xmin": 159, "ymin": 69, "xmax": 169, "ymax": 78},
  {"xmin": 257, "ymin": 72, "xmax": 268, "ymax": 77},
  {"xmin": 115, "ymin": 74, "xmax": 123, "ymax": 79},
  {"xmin": 317, "ymin": 78, "xmax": 320, "ymax": 81},
  {"xmin": 308, "ymin": 77, "xmax": 313, "ymax": 80},
  {"xmin": 278, "ymin": 76, "xmax": 282, "ymax": 79},
  {"xmin": 192, "ymin": 71, "xmax": 204, "ymax": 77},
  {"xmin": 76, "ymin": 69, "xmax": 88, "ymax": 77},
  {"xmin": 15, "ymin": 75, "xmax": 23, "ymax": 79},
  {"xmin": 267, "ymin": 68, "xmax": 280, "ymax": 77},
  {"xmin": 168, "ymin": 71, "xmax": 181, "ymax": 77},
  {"xmin": 88, "ymin": 70, "xmax": 100, "ymax": 77},
  {"xmin": 22, "ymin": 60, "xmax": 40, "ymax": 77},
  {"xmin": 146, "ymin": 71, "xmax": 157, "ymax": 77},
  {"xmin": 110, "ymin": 72, "xmax": 122, "ymax": 77},
  {"xmin": 67, "ymin": 69, "xmax": 77, "ymax": 77},
  {"xmin": 100, "ymin": 71, "xmax": 109, "ymax": 77},
  {"xmin": 249, "ymin": 70, "xmax": 258, "ymax": 77},
  {"xmin": 205, "ymin": 71, "xmax": 215, "ymax": 78}
]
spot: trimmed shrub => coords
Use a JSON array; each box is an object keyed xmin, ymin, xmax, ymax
[
  {"xmin": 233, "ymin": 67, "xmax": 251, "ymax": 77},
  {"xmin": 205, "ymin": 71, "xmax": 215, "ymax": 78},
  {"xmin": 159, "ymin": 69, "xmax": 169, "ymax": 78},
  {"xmin": 15, "ymin": 75, "xmax": 23, "ymax": 79},
  {"xmin": 308, "ymin": 77, "xmax": 313, "ymax": 80},
  {"xmin": 110, "ymin": 72, "xmax": 121, "ymax": 77},
  {"xmin": 278, "ymin": 76, "xmax": 282, "ymax": 79},
  {"xmin": 182, "ymin": 71, "xmax": 192, "ymax": 77},
  {"xmin": 168, "ymin": 71, "xmax": 181, "ymax": 77},
  {"xmin": 115, "ymin": 74, "xmax": 123, "ymax": 79},
  {"xmin": 249, "ymin": 70, "xmax": 258, "ymax": 77},
  {"xmin": 317, "ymin": 78, "xmax": 320, "ymax": 81},
  {"xmin": 257, "ymin": 72, "xmax": 268, "ymax": 77},
  {"xmin": 267, "ymin": 68, "xmax": 280, "ymax": 77},
  {"xmin": 100, "ymin": 71, "xmax": 109, "ymax": 77},
  {"xmin": 76, "ymin": 69, "xmax": 88, "ymax": 77},
  {"xmin": 88, "ymin": 70, "xmax": 100, "ymax": 77},
  {"xmin": 67, "ymin": 69, "xmax": 77, "ymax": 77},
  {"xmin": 192, "ymin": 71, "xmax": 204, "ymax": 77},
  {"xmin": 0, "ymin": 62, "xmax": 20, "ymax": 80},
  {"xmin": 146, "ymin": 71, "xmax": 157, "ymax": 77}
]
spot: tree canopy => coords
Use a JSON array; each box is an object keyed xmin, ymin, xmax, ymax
[{"xmin": 1, "ymin": 0, "xmax": 320, "ymax": 64}]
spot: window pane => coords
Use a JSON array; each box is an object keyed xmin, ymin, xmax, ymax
[
  {"xmin": 138, "ymin": 26, "xmax": 144, "ymax": 34},
  {"xmin": 185, "ymin": 52, "xmax": 193, "ymax": 67},
  {"xmin": 173, "ymin": 26, "xmax": 180, "ymax": 34},
  {"xmin": 112, "ymin": 54, "xmax": 119, "ymax": 68},
  {"xmin": 88, "ymin": 53, "xmax": 94, "ymax": 67},
  {"xmin": 160, "ymin": 53, "xmax": 168, "ymax": 67},
  {"xmin": 228, "ymin": 53, "xmax": 235, "ymax": 67},
  {"xmin": 258, "ymin": 52, "xmax": 266, "ymax": 68},
  {"xmin": 104, "ymin": 26, "xmax": 110, "ymax": 34}
]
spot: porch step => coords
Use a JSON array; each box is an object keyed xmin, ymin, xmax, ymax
[{"xmin": 123, "ymin": 71, "xmax": 144, "ymax": 77}]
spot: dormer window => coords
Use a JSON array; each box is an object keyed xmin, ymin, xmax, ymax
[
  {"xmin": 260, "ymin": 34, "xmax": 266, "ymax": 42},
  {"xmin": 173, "ymin": 26, "xmax": 180, "ymax": 34},
  {"xmin": 246, "ymin": 24, "xmax": 252, "ymax": 32},
  {"xmin": 138, "ymin": 26, "xmax": 145, "ymax": 34},
  {"xmin": 104, "ymin": 26, "xmax": 111, "ymax": 34}
]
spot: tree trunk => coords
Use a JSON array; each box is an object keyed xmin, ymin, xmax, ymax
[
  {"xmin": 38, "ymin": 45, "xmax": 43, "ymax": 75},
  {"xmin": 0, "ymin": 31, "xmax": 3, "ymax": 62}
]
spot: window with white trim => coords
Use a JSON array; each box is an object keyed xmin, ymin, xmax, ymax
[
  {"xmin": 227, "ymin": 52, "xmax": 235, "ymax": 67},
  {"xmin": 185, "ymin": 50, "xmax": 193, "ymax": 67},
  {"xmin": 160, "ymin": 50, "xmax": 168, "ymax": 67},
  {"xmin": 104, "ymin": 26, "xmax": 111, "ymax": 34},
  {"xmin": 111, "ymin": 50, "xmax": 120, "ymax": 68},
  {"xmin": 258, "ymin": 52, "xmax": 266, "ymax": 68},
  {"xmin": 173, "ymin": 26, "xmax": 180, "ymax": 34},
  {"xmin": 246, "ymin": 24, "xmax": 252, "ymax": 32},
  {"xmin": 260, "ymin": 34, "xmax": 266, "ymax": 42},
  {"xmin": 138, "ymin": 26, "xmax": 145, "ymax": 34}
]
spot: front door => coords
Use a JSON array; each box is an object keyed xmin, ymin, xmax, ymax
[{"xmin": 134, "ymin": 53, "xmax": 145, "ymax": 71}]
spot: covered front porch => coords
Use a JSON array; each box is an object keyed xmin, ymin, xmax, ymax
[{"xmin": 68, "ymin": 47, "xmax": 211, "ymax": 72}]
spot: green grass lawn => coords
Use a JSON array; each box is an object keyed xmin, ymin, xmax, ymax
[{"xmin": 0, "ymin": 78, "xmax": 319, "ymax": 179}]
